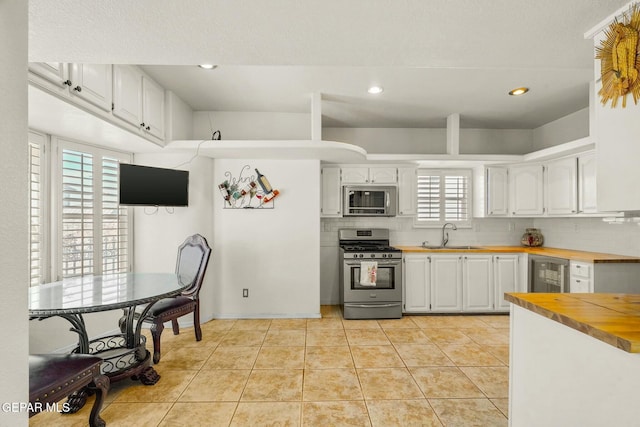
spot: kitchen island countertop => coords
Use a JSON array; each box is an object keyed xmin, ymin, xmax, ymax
[{"xmin": 505, "ymin": 292, "xmax": 640, "ymax": 353}]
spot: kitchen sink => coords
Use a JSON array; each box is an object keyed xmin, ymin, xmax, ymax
[{"xmin": 421, "ymin": 245, "xmax": 482, "ymax": 250}]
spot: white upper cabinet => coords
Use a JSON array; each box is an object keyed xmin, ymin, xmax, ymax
[
  {"xmin": 509, "ymin": 164, "xmax": 544, "ymax": 216},
  {"xmin": 30, "ymin": 62, "xmax": 112, "ymax": 111},
  {"xmin": 320, "ymin": 167, "xmax": 342, "ymax": 217},
  {"xmin": 341, "ymin": 167, "xmax": 369, "ymax": 184},
  {"xmin": 397, "ymin": 167, "xmax": 416, "ymax": 216},
  {"xmin": 142, "ymin": 76, "xmax": 166, "ymax": 140},
  {"xmin": 113, "ymin": 65, "xmax": 165, "ymax": 140},
  {"xmin": 69, "ymin": 64, "xmax": 113, "ymax": 111},
  {"xmin": 486, "ymin": 166, "xmax": 509, "ymax": 216},
  {"xmin": 113, "ymin": 65, "xmax": 143, "ymax": 126},
  {"xmin": 369, "ymin": 167, "xmax": 397, "ymax": 184},
  {"xmin": 578, "ymin": 151, "xmax": 597, "ymax": 214},
  {"xmin": 341, "ymin": 167, "xmax": 397, "ymax": 184},
  {"xmin": 545, "ymin": 157, "xmax": 578, "ymax": 215},
  {"xmin": 28, "ymin": 62, "xmax": 70, "ymax": 91}
]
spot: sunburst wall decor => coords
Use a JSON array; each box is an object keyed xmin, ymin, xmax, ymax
[{"xmin": 596, "ymin": 3, "xmax": 640, "ymax": 108}]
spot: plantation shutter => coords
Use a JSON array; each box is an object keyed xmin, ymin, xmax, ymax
[
  {"xmin": 61, "ymin": 148, "xmax": 95, "ymax": 278},
  {"xmin": 416, "ymin": 169, "xmax": 472, "ymax": 224},
  {"xmin": 417, "ymin": 174, "xmax": 441, "ymax": 221},
  {"xmin": 58, "ymin": 141, "xmax": 131, "ymax": 279},
  {"xmin": 101, "ymin": 156, "xmax": 129, "ymax": 274},
  {"xmin": 29, "ymin": 141, "xmax": 45, "ymax": 286},
  {"xmin": 444, "ymin": 175, "xmax": 469, "ymax": 221}
]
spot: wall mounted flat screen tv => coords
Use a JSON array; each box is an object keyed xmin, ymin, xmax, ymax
[{"xmin": 119, "ymin": 164, "xmax": 189, "ymax": 206}]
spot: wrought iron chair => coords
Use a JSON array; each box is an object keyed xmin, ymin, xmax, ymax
[{"xmin": 121, "ymin": 234, "xmax": 211, "ymax": 364}]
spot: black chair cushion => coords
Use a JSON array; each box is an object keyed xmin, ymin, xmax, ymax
[
  {"xmin": 29, "ymin": 354, "xmax": 103, "ymax": 401},
  {"xmin": 147, "ymin": 296, "xmax": 196, "ymax": 317}
]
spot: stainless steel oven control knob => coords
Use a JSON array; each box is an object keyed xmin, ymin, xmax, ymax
[
  {"xmin": 353, "ymin": 254, "xmax": 358, "ymax": 258},
  {"xmin": 388, "ymin": 253, "xmax": 393, "ymax": 258},
  {"xmin": 382, "ymin": 254, "xmax": 387, "ymax": 258},
  {"xmin": 359, "ymin": 254, "xmax": 364, "ymax": 258},
  {"xmin": 370, "ymin": 254, "xmax": 375, "ymax": 258}
]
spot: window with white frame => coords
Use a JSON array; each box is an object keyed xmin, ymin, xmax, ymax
[
  {"xmin": 416, "ymin": 169, "xmax": 472, "ymax": 226},
  {"xmin": 27, "ymin": 133, "xmax": 132, "ymax": 285}
]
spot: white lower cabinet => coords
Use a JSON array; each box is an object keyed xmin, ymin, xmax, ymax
[
  {"xmin": 494, "ymin": 254, "xmax": 520, "ymax": 311},
  {"xmin": 462, "ymin": 255, "xmax": 493, "ymax": 312},
  {"xmin": 404, "ymin": 252, "xmax": 520, "ymax": 313},
  {"xmin": 403, "ymin": 254, "xmax": 431, "ymax": 312},
  {"xmin": 569, "ymin": 260, "xmax": 593, "ymax": 293},
  {"xmin": 431, "ymin": 255, "xmax": 463, "ymax": 312}
]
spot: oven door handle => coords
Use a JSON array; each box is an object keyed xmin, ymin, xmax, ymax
[
  {"xmin": 345, "ymin": 303, "xmax": 401, "ymax": 308},
  {"xmin": 345, "ymin": 261, "xmax": 400, "ymax": 266}
]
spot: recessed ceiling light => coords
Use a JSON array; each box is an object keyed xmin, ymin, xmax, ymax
[
  {"xmin": 368, "ymin": 86, "xmax": 384, "ymax": 94},
  {"xmin": 198, "ymin": 64, "xmax": 217, "ymax": 70},
  {"xmin": 509, "ymin": 87, "xmax": 529, "ymax": 96}
]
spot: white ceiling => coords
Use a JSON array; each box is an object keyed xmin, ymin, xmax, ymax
[{"xmin": 29, "ymin": 0, "xmax": 631, "ymax": 130}]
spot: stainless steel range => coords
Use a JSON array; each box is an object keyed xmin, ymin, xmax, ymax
[{"xmin": 339, "ymin": 228, "xmax": 402, "ymax": 319}]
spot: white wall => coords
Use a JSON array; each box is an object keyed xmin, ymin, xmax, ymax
[
  {"xmin": 459, "ymin": 129, "xmax": 532, "ymax": 154},
  {"xmin": 532, "ymin": 107, "xmax": 589, "ymax": 150},
  {"xmin": 0, "ymin": 0, "xmax": 28, "ymax": 423},
  {"xmin": 532, "ymin": 217, "xmax": 640, "ymax": 257},
  {"xmin": 322, "ymin": 128, "xmax": 447, "ymax": 154},
  {"xmin": 193, "ymin": 111, "xmax": 311, "ymax": 140},
  {"xmin": 133, "ymin": 153, "xmax": 215, "ymax": 323},
  {"xmin": 212, "ymin": 159, "xmax": 320, "ymax": 317}
]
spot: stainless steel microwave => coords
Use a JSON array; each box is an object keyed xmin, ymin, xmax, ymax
[{"xmin": 343, "ymin": 186, "xmax": 397, "ymax": 217}]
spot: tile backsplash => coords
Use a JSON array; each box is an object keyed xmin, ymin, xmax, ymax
[
  {"xmin": 321, "ymin": 217, "xmax": 533, "ymax": 247},
  {"xmin": 322, "ymin": 216, "xmax": 640, "ymax": 257}
]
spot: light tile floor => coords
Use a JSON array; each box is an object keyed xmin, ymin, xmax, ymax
[{"xmin": 30, "ymin": 306, "xmax": 510, "ymax": 426}]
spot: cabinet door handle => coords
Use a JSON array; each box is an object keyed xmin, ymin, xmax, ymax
[
  {"xmin": 63, "ymin": 79, "xmax": 72, "ymax": 86},
  {"xmin": 73, "ymin": 86, "xmax": 82, "ymax": 92},
  {"xmin": 145, "ymin": 126, "xmax": 151, "ymax": 131},
  {"xmin": 140, "ymin": 122, "xmax": 146, "ymax": 127}
]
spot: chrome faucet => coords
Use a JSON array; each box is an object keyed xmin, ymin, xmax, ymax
[{"xmin": 441, "ymin": 222, "xmax": 457, "ymax": 247}]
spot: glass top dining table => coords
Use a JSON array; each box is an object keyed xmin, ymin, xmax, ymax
[
  {"xmin": 28, "ymin": 272, "xmax": 190, "ymax": 399},
  {"xmin": 29, "ymin": 272, "xmax": 188, "ymax": 316}
]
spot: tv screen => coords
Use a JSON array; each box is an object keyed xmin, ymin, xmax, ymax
[{"xmin": 119, "ymin": 164, "xmax": 189, "ymax": 206}]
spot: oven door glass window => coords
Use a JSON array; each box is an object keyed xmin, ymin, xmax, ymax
[{"xmin": 349, "ymin": 265, "xmax": 395, "ymax": 290}]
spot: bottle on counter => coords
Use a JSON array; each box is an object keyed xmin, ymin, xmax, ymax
[
  {"xmin": 262, "ymin": 189, "xmax": 280, "ymax": 204},
  {"xmin": 255, "ymin": 168, "xmax": 273, "ymax": 194}
]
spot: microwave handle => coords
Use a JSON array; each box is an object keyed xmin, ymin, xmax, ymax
[{"xmin": 386, "ymin": 192, "xmax": 389, "ymax": 208}]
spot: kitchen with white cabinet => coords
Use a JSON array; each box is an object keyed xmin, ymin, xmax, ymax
[{"xmin": 9, "ymin": 1, "xmax": 640, "ymax": 425}]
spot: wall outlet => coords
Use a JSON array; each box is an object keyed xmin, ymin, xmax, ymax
[
  {"xmin": 242, "ymin": 288, "xmax": 249, "ymax": 298},
  {"xmin": 508, "ymin": 222, "xmax": 515, "ymax": 232}
]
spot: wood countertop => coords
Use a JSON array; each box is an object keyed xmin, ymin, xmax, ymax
[
  {"xmin": 396, "ymin": 245, "xmax": 640, "ymax": 263},
  {"xmin": 505, "ymin": 293, "xmax": 640, "ymax": 353}
]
